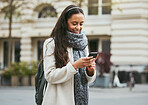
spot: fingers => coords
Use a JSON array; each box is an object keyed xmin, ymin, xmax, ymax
[
  {"xmin": 82, "ymin": 56, "xmax": 93, "ymax": 60},
  {"xmin": 73, "ymin": 57, "xmax": 96, "ymax": 69},
  {"xmin": 83, "ymin": 58, "xmax": 95, "ymax": 66},
  {"xmin": 88, "ymin": 62, "xmax": 96, "ymax": 67},
  {"xmin": 86, "ymin": 61, "xmax": 96, "ymax": 70},
  {"xmin": 95, "ymin": 54, "xmax": 99, "ymax": 60},
  {"xmin": 82, "ymin": 57, "xmax": 95, "ymax": 63},
  {"xmin": 89, "ymin": 58, "xmax": 96, "ymax": 63}
]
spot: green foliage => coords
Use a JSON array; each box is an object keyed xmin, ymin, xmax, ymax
[
  {"xmin": 1, "ymin": 61, "xmax": 39, "ymax": 77},
  {"xmin": 9, "ymin": 62, "xmax": 21, "ymax": 76},
  {"xmin": 1, "ymin": 62, "xmax": 20, "ymax": 78},
  {"xmin": 1, "ymin": 68, "xmax": 12, "ymax": 78},
  {"xmin": 0, "ymin": 0, "xmax": 25, "ymax": 20},
  {"xmin": 19, "ymin": 61, "xmax": 30, "ymax": 76},
  {"xmin": 30, "ymin": 61, "xmax": 39, "ymax": 75},
  {"xmin": 1, "ymin": 0, "xmax": 9, "ymax": 2}
]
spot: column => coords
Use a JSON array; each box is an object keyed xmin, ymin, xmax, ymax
[
  {"xmin": 20, "ymin": 0, "xmax": 34, "ymax": 63},
  {"xmin": 111, "ymin": 0, "xmax": 148, "ymax": 70},
  {"xmin": 20, "ymin": 24, "xmax": 32, "ymax": 62}
]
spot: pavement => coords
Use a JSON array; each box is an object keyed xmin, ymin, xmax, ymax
[
  {"xmin": 89, "ymin": 84, "xmax": 148, "ymax": 105},
  {"xmin": 0, "ymin": 84, "xmax": 148, "ymax": 105}
]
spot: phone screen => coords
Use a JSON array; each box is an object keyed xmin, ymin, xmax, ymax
[{"xmin": 88, "ymin": 52, "xmax": 99, "ymax": 59}]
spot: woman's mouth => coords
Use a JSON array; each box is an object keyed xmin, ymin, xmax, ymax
[{"xmin": 73, "ymin": 30, "xmax": 79, "ymax": 34}]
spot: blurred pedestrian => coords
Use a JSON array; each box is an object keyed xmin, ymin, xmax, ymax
[
  {"xmin": 129, "ymin": 65, "xmax": 135, "ymax": 91},
  {"xmin": 42, "ymin": 5, "xmax": 96, "ymax": 105},
  {"xmin": 113, "ymin": 65, "xmax": 127, "ymax": 87}
]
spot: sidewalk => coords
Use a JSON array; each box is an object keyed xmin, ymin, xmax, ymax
[
  {"xmin": 89, "ymin": 84, "xmax": 148, "ymax": 105},
  {"xmin": 0, "ymin": 84, "xmax": 148, "ymax": 105},
  {"xmin": 0, "ymin": 86, "xmax": 36, "ymax": 105}
]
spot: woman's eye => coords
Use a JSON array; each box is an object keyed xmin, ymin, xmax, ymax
[{"xmin": 73, "ymin": 23, "xmax": 77, "ymax": 25}]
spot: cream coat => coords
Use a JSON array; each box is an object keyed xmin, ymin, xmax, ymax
[{"xmin": 42, "ymin": 38, "xmax": 96, "ymax": 105}]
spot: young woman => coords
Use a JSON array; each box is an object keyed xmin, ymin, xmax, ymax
[{"xmin": 42, "ymin": 5, "xmax": 96, "ymax": 105}]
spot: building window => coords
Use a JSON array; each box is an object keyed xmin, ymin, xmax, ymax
[
  {"xmin": 38, "ymin": 6, "xmax": 57, "ymax": 18},
  {"xmin": 102, "ymin": 40, "xmax": 110, "ymax": 53},
  {"xmin": 3, "ymin": 41, "xmax": 9, "ymax": 68},
  {"xmin": 88, "ymin": 0, "xmax": 98, "ymax": 15},
  {"xmin": 88, "ymin": 39, "xmax": 99, "ymax": 52},
  {"xmin": 3, "ymin": 40, "xmax": 20, "ymax": 68},
  {"xmin": 15, "ymin": 41, "xmax": 20, "ymax": 62},
  {"xmin": 88, "ymin": 0, "xmax": 111, "ymax": 15},
  {"xmin": 102, "ymin": 0, "xmax": 111, "ymax": 14}
]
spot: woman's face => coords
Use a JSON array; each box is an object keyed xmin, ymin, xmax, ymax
[{"xmin": 67, "ymin": 13, "xmax": 84, "ymax": 34}]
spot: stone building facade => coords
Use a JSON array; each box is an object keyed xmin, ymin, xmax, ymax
[{"xmin": 0, "ymin": 0, "xmax": 148, "ymax": 75}]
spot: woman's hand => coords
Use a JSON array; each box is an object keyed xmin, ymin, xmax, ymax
[
  {"xmin": 72, "ymin": 57, "xmax": 95, "ymax": 70},
  {"xmin": 86, "ymin": 61, "xmax": 96, "ymax": 76}
]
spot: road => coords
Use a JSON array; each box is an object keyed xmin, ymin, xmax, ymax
[{"xmin": 0, "ymin": 84, "xmax": 148, "ymax": 105}]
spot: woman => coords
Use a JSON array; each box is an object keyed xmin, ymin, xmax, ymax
[{"xmin": 42, "ymin": 5, "xmax": 96, "ymax": 105}]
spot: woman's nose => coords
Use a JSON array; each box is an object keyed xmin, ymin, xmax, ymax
[{"xmin": 76, "ymin": 25, "xmax": 80, "ymax": 30}]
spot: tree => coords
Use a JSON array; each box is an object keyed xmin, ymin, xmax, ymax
[
  {"xmin": 0, "ymin": 0, "xmax": 23, "ymax": 68},
  {"xmin": 72, "ymin": 0, "xmax": 85, "ymax": 7}
]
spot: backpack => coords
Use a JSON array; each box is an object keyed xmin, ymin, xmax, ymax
[{"xmin": 35, "ymin": 60, "xmax": 47, "ymax": 105}]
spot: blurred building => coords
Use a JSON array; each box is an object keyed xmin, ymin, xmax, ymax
[{"xmin": 0, "ymin": 0, "xmax": 148, "ymax": 82}]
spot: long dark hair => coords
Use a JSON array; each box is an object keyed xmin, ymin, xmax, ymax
[{"xmin": 50, "ymin": 5, "xmax": 84, "ymax": 68}]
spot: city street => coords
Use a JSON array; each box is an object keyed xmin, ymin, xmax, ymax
[
  {"xmin": 89, "ymin": 84, "xmax": 148, "ymax": 105},
  {"xmin": 0, "ymin": 84, "xmax": 148, "ymax": 105}
]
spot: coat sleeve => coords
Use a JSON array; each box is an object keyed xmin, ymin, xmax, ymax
[
  {"xmin": 85, "ymin": 46, "xmax": 96, "ymax": 84},
  {"xmin": 85, "ymin": 69, "xmax": 96, "ymax": 84},
  {"xmin": 43, "ymin": 38, "xmax": 78, "ymax": 84}
]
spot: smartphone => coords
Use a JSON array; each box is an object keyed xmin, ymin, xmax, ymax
[{"xmin": 88, "ymin": 52, "xmax": 99, "ymax": 59}]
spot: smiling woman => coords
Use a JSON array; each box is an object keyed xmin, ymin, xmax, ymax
[
  {"xmin": 41, "ymin": 5, "xmax": 96, "ymax": 105},
  {"xmin": 67, "ymin": 13, "xmax": 84, "ymax": 34}
]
